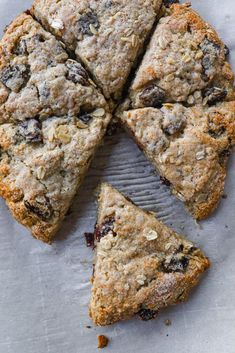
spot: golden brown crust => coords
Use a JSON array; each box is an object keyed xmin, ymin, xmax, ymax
[
  {"xmin": 90, "ymin": 183, "xmax": 210, "ymax": 326},
  {"xmin": 119, "ymin": 102, "xmax": 235, "ymax": 220},
  {"xmin": 0, "ymin": 14, "xmax": 111, "ymax": 243}
]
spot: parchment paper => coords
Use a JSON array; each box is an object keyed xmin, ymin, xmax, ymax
[{"xmin": 0, "ymin": 1, "xmax": 235, "ymax": 352}]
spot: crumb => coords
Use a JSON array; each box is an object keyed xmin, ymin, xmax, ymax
[
  {"xmin": 166, "ymin": 334, "xmax": 169, "ymax": 337},
  {"xmin": 164, "ymin": 319, "xmax": 172, "ymax": 326},
  {"xmin": 225, "ymin": 225, "xmax": 228, "ymax": 228},
  {"xmin": 222, "ymin": 194, "xmax": 227, "ymax": 199},
  {"xmin": 97, "ymin": 335, "xmax": 109, "ymax": 349},
  {"xmin": 86, "ymin": 325, "xmax": 92, "ymax": 329}
]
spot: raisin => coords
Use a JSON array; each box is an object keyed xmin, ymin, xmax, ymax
[
  {"xmin": 162, "ymin": 255, "xmax": 189, "ymax": 273},
  {"xmin": 76, "ymin": 11, "xmax": 100, "ymax": 36},
  {"xmin": 95, "ymin": 217, "xmax": 116, "ymax": 242},
  {"xmin": 24, "ymin": 197, "xmax": 53, "ymax": 221},
  {"xmin": 200, "ymin": 39, "xmax": 220, "ymax": 75},
  {"xmin": 18, "ymin": 119, "xmax": 42, "ymax": 143},
  {"xmin": 13, "ymin": 39, "xmax": 28, "ymax": 56},
  {"xmin": 219, "ymin": 148, "xmax": 231, "ymax": 165},
  {"xmin": 78, "ymin": 112, "xmax": 93, "ymax": 124},
  {"xmin": 0, "ymin": 64, "xmax": 30, "ymax": 92},
  {"xmin": 84, "ymin": 232, "xmax": 94, "ymax": 247},
  {"xmin": 138, "ymin": 309, "xmax": 158, "ymax": 321},
  {"xmin": 188, "ymin": 246, "xmax": 198, "ymax": 255},
  {"xmin": 139, "ymin": 84, "xmax": 165, "ymax": 107},
  {"xmin": 160, "ymin": 176, "xmax": 171, "ymax": 187},
  {"xmin": 163, "ymin": 0, "xmax": 179, "ymax": 6},
  {"xmin": 204, "ymin": 87, "xmax": 227, "ymax": 105},
  {"xmin": 66, "ymin": 60, "xmax": 89, "ymax": 86},
  {"xmin": 224, "ymin": 44, "xmax": 230, "ymax": 57},
  {"xmin": 208, "ymin": 126, "xmax": 225, "ymax": 138}
]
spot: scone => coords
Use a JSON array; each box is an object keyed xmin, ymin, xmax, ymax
[
  {"xmin": 120, "ymin": 102, "xmax": 235, "ymax": 220},
  {"xmin": 90, "ymin": 183, "xmax": 210, "ymax": 326},
  {"xmin": 124, "ymin": 3, "xmax": 235, "ymax": 109},
  {"xmin": 31, "ymin": 0, "xmax": 163, "ymax": 101},
  {"xmin": 0, "ymin": 13, "xmax": 111, "ymax": 243}
]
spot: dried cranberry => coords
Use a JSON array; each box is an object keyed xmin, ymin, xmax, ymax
[
  {"xmin": 162, "ymin": 255, "xmax": 189, "ymax": 273},
  {"xmin": 76, "ymin": 11, "xmax": 100, "ymax": 36},
  {"xmin": 24, "ymin": 197, "xmax": 53, "ymax": 221},
  {"xmin": 84, "ymin": 232, "xmax": 95, "ymax": 247},
  {"xmin": 160, "ymin": 176, "xmax": 171, "ymax": 187},
  {"xmin": 95, "ymin": 217, "xmax": 115, "ymax": 242},
  {"xmin": 139, "ymin": 84, "xmax": 165, "ymax": 107},
  {"xmin": 138, "ymin": 309, "xmax": 158, "ymax": 321},
  {"xmin": 18, "ymin": 119, "xmax": 42, "ymax": 143}
]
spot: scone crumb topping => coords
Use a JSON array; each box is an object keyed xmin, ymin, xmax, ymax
[{"xmin": 97, "ymin": 335, "xmax": 109, "ymax": 349}]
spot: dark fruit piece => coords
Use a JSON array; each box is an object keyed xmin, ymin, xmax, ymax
[
  {"xmin": 138, "ymin": 308, "xmax": 158, "ymax": 321},
  {"xmin": 84, "ymin": 232, "xmax": 94, "ymax": 247},
  {"xmin": 204, "ymin": 87, "xmax": 227, "ymax": 105},
  {"xmin": 0, "ymin": 64, "xmax": 30, "ymax": 92},
  {"xmin": 66, "ymin": 60, "xmax": 89, "ymax": 86},
  {"xmin": 162, "ymin": 255, "xmax": 189, "ymax": 273},
  {"xmin": 160, "ymin": 176, "xmax": 171, "ymax": 187},
  {"xmin": 219, "ymin": 148, "xmax": 231, "ymax": 165},
  {"xmin": 76, "ymin": 11, "xmax": 100, "ymax": 36},
  {"xmin": 18, "ymin": 119, "xmax": 42, "ymax": 143},
  {"xmin": 24, "ymin": 197, "xmax": 53, "ymax": 221},
  {"xmin": 78, "ymin": 112, "xmax": 93, "ymax": 124},
  {"xmin": 95, "ymin": 217, "xmax": 115, "ymax": 242},
  {"xmin": 224, "ymin": 44, "xmax": 230, "ymax": 56},
  {"xmin": 200, "ymin": 39, "xmax": 220, "ymax": 75},
  {"xmin": 139, "ymin": 84, "xmax": 165, "ymax": 107},
  {"xmin": 208, "ymin": 126, "xmax": 225, "ymax": 138},
  {"xmin": 163, "ymin": 0, "xmax": 179, "ymax": 6}
]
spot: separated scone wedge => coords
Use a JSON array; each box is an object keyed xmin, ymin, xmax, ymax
[
  {"xmin": 0, "ymin": 13, "xmax": 111, "ymax": 243},
  {"xmin": 120, "ymin": 102, "xmax": 235, "ymax": 220},
  {"xmin": 31, "ymin": 0, "xmax": 163, "ymax": 101},
  {"xmin": 90, "ymin": 183, "xmax": 210, "ymax": 326},
  {"xmin": 124, "ymin": 3, "xmax": 235, "ymax": 109}
]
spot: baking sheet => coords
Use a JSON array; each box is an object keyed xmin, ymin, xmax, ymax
[{"xmin": 0, "ymin": 1, "xmax": 235, "ymax": 352}]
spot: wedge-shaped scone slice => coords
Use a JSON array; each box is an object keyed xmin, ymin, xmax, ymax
[
  {"xmin": 125, "ymin": 3, "xmax": 235, "ymax": 109},
  {"xmin": 90, "ymin": 183, "xmax": 210, "ymax": 326},
  {"xmin": 0, "ymin": 13, "xmax": 111, "ymax": 243},
  {"xmin": 31, "ymin": 0, "xmax": 163, "ymax": 101},
  {"xmin": 120, "ymin": 102, "xmax": 235, "ymax": 219}
]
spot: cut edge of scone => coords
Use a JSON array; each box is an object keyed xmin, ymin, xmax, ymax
[
  {"xmin": 118, "ymin": 101, "xmax": 235, "ymax": 220},
  {"xmin": 89, "ymin": 183, "xmax": 210, "ymax": 326},
  {"xmin": 0, "ymin": 13, "xmax": 112, "ymax": 244}
]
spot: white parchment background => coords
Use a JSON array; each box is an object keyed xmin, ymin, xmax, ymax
[{"xmin": 0, "ymin": 1, "xmax": 235, "ymax": 352}]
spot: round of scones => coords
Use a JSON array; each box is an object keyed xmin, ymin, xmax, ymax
[{"xmin": 0, "ymin": 0, "xmax": 234, "ymax": 326}]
